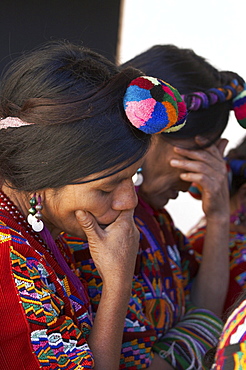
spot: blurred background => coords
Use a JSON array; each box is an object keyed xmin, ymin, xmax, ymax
[
  {"xmin": 0, "ymin": 0, "xmax": 121, "ymax": 71},
  {"xmin": 1, "ymin": 0, "xmax": 245, "ymax": 234}
]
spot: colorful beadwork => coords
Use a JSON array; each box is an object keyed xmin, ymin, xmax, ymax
[{"xmin": 123, "ymin": 76, "xmax": 187, "ymax": 134}]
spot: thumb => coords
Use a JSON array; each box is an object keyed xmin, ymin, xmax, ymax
[
  {"xmin": 110, "ymin": 208, "xmax": 135, "ymax": 227},
  {"xmin": 75, "ymin": 210, "xmax": 103, "ymax": 241},
  {"xmin": 217, "ymin": 138, "xmax": 229, "ymax": 157}
]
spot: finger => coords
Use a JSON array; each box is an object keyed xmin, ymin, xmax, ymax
[
  {"xmin": 170, "ymin": 157, "xmax": 228, "ymax": 192},
  {"xmin": 106, "ymin": 209, "xmax": 136, "ymax": 233},
  {"xmin": 75, "ymin": 210, "xmax": 103, "ymax": 241},
  {"xmin": 107, "ymin": 209, "xmax": 139, "ymax": 244},
  {"xmin": 113, "ymin": 208, "xmax": 135, "ymax": 224},
  {"xmin": 170, "ymin": 158, "xmax": 220, "ymax": 175},
  {"xmin": 180, "ymin": 171, "xmax": 217, "ymax": 186},
  {"xmin": 195, "ymin": 136, "xmax": 228, "ymax": 160},
  {"xmin": 180, "ymin": 165, "xmax": 229, "ymax": 191},
  {"xmin": 173, "ymin": 144, "xmax": 224, "ymax": 165}
]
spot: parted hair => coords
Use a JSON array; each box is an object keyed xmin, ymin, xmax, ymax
[{"xmin": 0, "ymin": 41, "xmax": 151, "ymax": 191}]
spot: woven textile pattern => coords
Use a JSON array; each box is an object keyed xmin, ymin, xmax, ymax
[
  {"xmin": 213, "ymin": 299, "xmax": 246, "ymax": 369},
  {"xmin": 63, "ymin": 196, "xmax": 223, "ymax": 369},
  {"xmin": 0, "ymin": 210, "xmax": 94, "ymax": 369},
  {"xmin": 188, "ymin": 227, "xmax": 246, "ymax": 313}
]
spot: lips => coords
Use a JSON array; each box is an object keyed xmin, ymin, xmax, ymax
[{"xmin": 98, "ymin": 224, "xmax": 109, "ymax": 230}]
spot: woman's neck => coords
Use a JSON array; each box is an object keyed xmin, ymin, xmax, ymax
[{"xmin": 1, "ymin": 184, "xmax": 30, "ymax": 219}]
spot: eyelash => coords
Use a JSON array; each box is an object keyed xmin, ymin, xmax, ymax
[{"xmin": 100, "ymin": 190, "xmax": 112, "ymax": 196}]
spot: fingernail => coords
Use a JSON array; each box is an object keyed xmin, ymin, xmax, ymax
[
  {"xmin": 170, "ymin": 159, "xmax": 180, "ymax": 166},
  {"xmin": 75, "ymin": 210, "xmax": 86, "ymax": 220}
]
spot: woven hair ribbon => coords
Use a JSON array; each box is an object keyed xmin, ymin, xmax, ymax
[
  {"xmin": 182, "ymin": 79, "xmax": 242, "ymax": 110},
  {"xmin": 182, "ymin": 79, "xmax": 246, "ymax": 128}
]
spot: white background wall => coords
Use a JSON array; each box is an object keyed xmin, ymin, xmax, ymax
[{"xmin": 118, "ymin": 0, "xmax": 246, "ymax": 234}]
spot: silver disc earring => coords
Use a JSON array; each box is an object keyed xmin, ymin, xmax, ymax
[
  {"xmin": 27, "ymin": 193, "xmax": 44, "ymax": 232},
  {"xmin": 132, "ymin": 168, "xmax": 143, "ymax": 186}
]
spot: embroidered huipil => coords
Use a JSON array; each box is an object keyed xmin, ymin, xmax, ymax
[
  {"xmin": 0, "ymin": 209, "xmax": 94, "ymax": 370},
  {"xmin": 63, "ymin": 196, "xmax": 223, "ymax": 370},
  {"xmin": 212, "ymin": 298, "xmax": 246, "ymax": 370},
  {"xmin": 188, "ymin": 227, "xmax": 246, "ymax": 313}
]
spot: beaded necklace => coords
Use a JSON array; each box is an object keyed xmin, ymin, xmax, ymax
[
  {"xmin": 0, "ymin": 190, "xmax": 48, "ymax": 250},
  {"xmin": 0, "ymin": 190, "xmax": 89, "ymax": 304}
]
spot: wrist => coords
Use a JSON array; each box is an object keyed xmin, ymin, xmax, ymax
[
  {"xmin": 103, "ymin": 278, "xmax": 132, "ymax": 290},
  {"xmin": 206, "ymin": 214, "xmax": 230, "ymax": 226}
]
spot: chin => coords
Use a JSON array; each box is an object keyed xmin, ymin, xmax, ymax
[
  {"xmin": 162, "ymin": 199, "xmax": 169, "ymax": 207},
  {"xmin": 70, "ymin": 229, "xmax": 87, "ymax": 240},
  {"xmin": 158, "ymin": 201, "xmax": 169, "ymax": 209},
  {"xmin": 150, "ymin": 199, "xmax": 168, "ymax": 210}
]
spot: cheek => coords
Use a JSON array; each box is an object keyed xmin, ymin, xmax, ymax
[{"xmin": 83, "ymin": 193, "xmax": 114, "ymax": 218}]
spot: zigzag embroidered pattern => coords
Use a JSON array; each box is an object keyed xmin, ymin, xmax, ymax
[{"xmin": 0, "ymin": 215, "xmax": 94, "ymax": 369}]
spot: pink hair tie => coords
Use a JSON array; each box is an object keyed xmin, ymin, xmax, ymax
[
  {"xmin": 123, "ymin": 76, "xmax": 187, "ymax": 134},
  {"xmin": 0, "ymin": 117, "xmax": 31, "ymax": 129}
]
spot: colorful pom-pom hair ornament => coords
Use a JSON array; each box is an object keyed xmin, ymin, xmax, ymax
[{"xmin": 123, "ymin": 76, "xmax": 187, "ymax": 134}]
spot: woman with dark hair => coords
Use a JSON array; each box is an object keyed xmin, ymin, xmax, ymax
[
  {"xmin": 0, "ymin": 41, "xmax": 187, "ymax": 369},
  {"xmin": 63, "ymin": 44, "xmax": 246, "ymax": 369},
  {"xmin": 188, "ymin": 135, "xmax": 246, "ymax": 314}
]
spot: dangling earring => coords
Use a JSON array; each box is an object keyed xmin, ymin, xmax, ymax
[
  {"xmin": 132, "ymin": 168, "xmax": 143, "ymax": 186},
  {"xmin": 27, "ymin": 193, "xmax": 44, "ymax": 232},
  {"xmin": 230, "ymin": 205, "xmax": 246, "ymax": 225}
]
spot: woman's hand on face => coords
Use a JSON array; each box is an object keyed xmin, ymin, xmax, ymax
[
  {"xmin": 75, "ymin": 209, "xmax": 139, "ymax": 287},
  {"xmin": 170, "ymin": 137, "xmax": 230, "ymax": 220}
]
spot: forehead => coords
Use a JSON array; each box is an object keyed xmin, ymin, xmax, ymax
[
  {"xmin": 161, "ymin": 133, "xmax": 219, "ymax": 150},
  {"xmin": 77, "ymin": 159, "xmax": 143, "ymax": 186}
]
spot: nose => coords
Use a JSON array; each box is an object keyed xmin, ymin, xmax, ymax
[
  {"xmin": 112, "ymin": 179, "xmax": 138, "ymax": 211},
  {"xmin": 179, "ymin": 180, "xmax": 192, "ymax": 192}
]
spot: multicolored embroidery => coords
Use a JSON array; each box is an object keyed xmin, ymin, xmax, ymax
[
  {"xmin": 31, "ymin": 320, "xmax": 93, "ymax": 369},
  {"xmin": 63, "ymin": 196, "xmax": 222, "ymax": 369},
  {"xmin": 213, "ymin": 299, "xmax": 246, "ymax": 369},
  {"xmin": 188, "ymin": 227, "xmax": 246, "ymax": 312},
  {"xmin": 0, "ymin": 212, "xmax": 94, "ymax": 369}
]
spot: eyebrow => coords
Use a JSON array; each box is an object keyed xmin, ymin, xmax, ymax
[{"xmin": 102, "ymin": 175, "xmax": 124, "ymax": 187}]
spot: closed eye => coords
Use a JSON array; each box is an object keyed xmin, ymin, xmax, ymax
[{"xmin": 100, "ymin": 189, "xmax": 112, "ymax": 196}]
